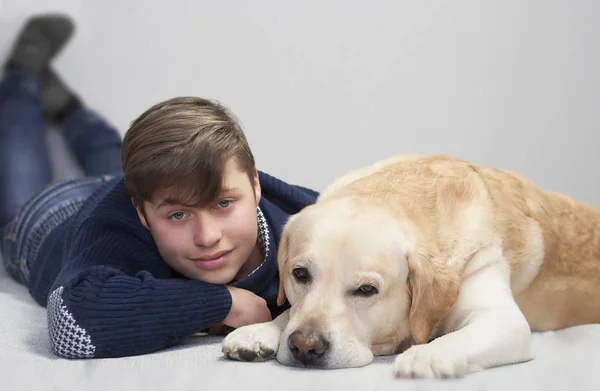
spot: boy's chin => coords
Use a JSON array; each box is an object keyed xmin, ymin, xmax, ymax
[{"xmin": 191, "ymin": 268, "xmax": 239, "ymax": 285}]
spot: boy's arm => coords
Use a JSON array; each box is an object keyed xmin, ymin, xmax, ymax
[{"xmin": 48, "ymin": 224, "xmax": 233, "ymax": 359}]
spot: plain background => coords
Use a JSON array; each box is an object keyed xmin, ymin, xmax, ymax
[{"xmin": 1, "ymin": 0, "xmax": 599, "ymax": 206}]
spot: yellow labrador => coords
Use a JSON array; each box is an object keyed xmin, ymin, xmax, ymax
[{"xmin": 222, "ymin": 154, "xmax": 600, "ymax": 378}]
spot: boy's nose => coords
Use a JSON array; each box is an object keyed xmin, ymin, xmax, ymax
[{"xmin": 193, "ymin": 219, "xmax": 222, "ymax": 246}]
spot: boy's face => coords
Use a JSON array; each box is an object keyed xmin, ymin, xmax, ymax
[{"xmin": 134, "ymin": 158, "xmax": 262, "ymax": 285}]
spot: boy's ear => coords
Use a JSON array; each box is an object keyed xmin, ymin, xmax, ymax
[
  {"xmin": 253, "ymin": 169, "xmax": 262, "ymax": 205},
  {"xmin": 131, "ymin": 198, "xmax": 150, "ymax": 230}
]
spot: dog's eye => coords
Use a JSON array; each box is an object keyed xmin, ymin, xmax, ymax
[
  {"xmin": 354, "ymin": 284, "xmax": 378, "ymax": 297},
  {"xmin": 292, "ymin": 267, "xmax": 310, "ymax": 283}
]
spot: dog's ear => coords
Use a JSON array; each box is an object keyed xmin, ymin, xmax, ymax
[
  {"xmin": 407, "ymin": 251, "xmax": 460, "ymax": 344},
  {"xmin": 276, "ymin": 216, "xmax": 296, "ymax": 306}
]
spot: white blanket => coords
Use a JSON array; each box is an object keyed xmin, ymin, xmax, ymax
[{"xmin": 1, "ymin": 263, "xmax": 599, "ymax": 391}]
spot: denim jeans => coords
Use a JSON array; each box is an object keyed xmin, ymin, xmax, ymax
[{"xmin": 0, "ymin": 69, "xmax": 123, "ymax": 285}]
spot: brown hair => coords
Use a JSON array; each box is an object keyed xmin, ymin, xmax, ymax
[{"xmin": 121, "ymin": 96, "xmax": 256, "ymax": 208}]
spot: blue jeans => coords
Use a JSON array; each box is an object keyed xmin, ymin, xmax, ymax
[{"xmin": 0, "ymin": 70, "xmax": 122, "ymax": 285}]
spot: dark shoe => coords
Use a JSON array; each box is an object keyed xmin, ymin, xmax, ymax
[
  {"xmin": 5, "ymin": 14, "xmax": 74, "ymax": 76},
  {"xmin": 39, "ymin": 67, "xmax": 82, "ymax": 122}
]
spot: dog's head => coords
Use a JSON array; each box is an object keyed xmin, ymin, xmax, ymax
[{"xmin": 275, "ymin": 197, "xmax": 459, "ymax": 369}]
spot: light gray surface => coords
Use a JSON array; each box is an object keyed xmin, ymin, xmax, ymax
[{"xmin": 1, "ymin": 263, "xmax": 600, "ymax": 391}]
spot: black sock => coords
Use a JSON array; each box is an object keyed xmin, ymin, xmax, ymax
[
  {"xmin": 4, "ymin": 59, "xmax": 21, "ymax": 72},
  {"xmin": 54, "ymin": 94, "xmax": 83, "ymax": 123}
]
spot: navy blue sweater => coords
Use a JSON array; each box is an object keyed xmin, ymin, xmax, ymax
[{"xmin": 27, "ymin": 172, "xmax": 318, "ymax": 359}]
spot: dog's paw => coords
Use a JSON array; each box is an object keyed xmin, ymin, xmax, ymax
[
  {"xmin": 221, "ymin": 322, "xmax": 281, "ymax": 362},
  {"xmin": 393, "ymin": 344, "xmax": 475, "ymax": 379}
]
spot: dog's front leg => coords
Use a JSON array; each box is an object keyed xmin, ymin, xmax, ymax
[
  {"xmin": 394, "ymin": 249, "xmax": 534, "ymax": 378},
  {"xmin": 222, "ymin": 310, "xmax": 290, "ymax": 362}
]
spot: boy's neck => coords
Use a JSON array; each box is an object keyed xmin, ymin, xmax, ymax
[{"xmin": 234, "ymin": 242, "xmax": 264, "ymax": 281}]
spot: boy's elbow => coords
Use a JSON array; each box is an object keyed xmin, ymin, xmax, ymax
[{"xmin": 47, "ymin": 286, "xmax": 96, "ymax": 359}]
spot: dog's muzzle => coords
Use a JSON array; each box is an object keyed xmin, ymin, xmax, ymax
[{"xmin": 288, "ymin": 329, "xmax": 330, "ymax": 366}]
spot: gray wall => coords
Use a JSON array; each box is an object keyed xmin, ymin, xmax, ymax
[{"xmin": 2, "ymin": 0, "xmax": 599, "ymax": 205}]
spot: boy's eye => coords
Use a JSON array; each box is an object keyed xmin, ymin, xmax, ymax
[
  {"xmin": 218, "ymin": 200, "xmax": 231, "ymax": 208},
  {"xmin": 170, "ymin": 212, "xmax": 186, "ymax": 220}
]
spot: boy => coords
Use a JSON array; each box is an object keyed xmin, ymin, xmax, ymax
[{"xmin": 1, "ymin": 14, "xmax": 318, "ymax": 359}]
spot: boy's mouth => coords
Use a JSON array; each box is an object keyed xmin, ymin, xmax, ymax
[{"xmin": 192, "ymin": 250, "xmax": 232, "ymax": 270}]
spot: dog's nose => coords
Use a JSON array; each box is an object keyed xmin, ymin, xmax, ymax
[{"xmin": 288, "ymin": 329, "xmax": 329, "ymax": 365}]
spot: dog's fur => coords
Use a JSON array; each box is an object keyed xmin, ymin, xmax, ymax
[{"xmin": 222, "ymin": 154, "xmax": 600, "ymax": 378}]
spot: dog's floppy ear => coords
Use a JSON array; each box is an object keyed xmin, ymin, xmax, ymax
[
  {"xmin": 276, "ymin": 215, "xmax": 296, "ymax": 306},
  {"xmin": 407, "ymin": 250, "xmax": 460, "ymax": 344},
  {"xmin": 276, "ymin": 231, "xmax": 289, "ymax": 306}
]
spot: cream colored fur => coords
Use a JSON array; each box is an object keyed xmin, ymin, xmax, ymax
[{"xmin": 222, "ymin": 154, "xmax": 600, "ymax": 378}]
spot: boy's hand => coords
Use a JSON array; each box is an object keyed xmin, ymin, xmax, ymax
[
  {"xmin": 206, "ymin": 323, "xmax": 235, "ymax": 336},
  {"xmin": 223, "ymin": 286, "xmax": 272, "ymax": 329}
]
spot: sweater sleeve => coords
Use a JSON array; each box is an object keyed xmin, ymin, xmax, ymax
[{"xmin": 47, "ymin": 222, "xmax": 232, "ymax": 359}]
